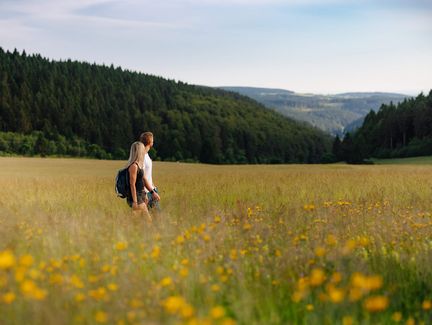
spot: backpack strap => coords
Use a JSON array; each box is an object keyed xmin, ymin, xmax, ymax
[{"xmin": 127, "ymin": 161, "xmax": 140, "ymax": 169}]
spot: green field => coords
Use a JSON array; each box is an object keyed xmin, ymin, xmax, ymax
[
  {"xmin": 372, "ymin": 156, "xmax": 432, "ymax": 165},
  {"xmin": 1, "ymin": 157, "xmax": 432, "ymax": 324}
]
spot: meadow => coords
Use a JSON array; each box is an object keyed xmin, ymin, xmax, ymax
[{"xmin": 1, "ymin": 157, "xmax": 432, "ymax": 325}]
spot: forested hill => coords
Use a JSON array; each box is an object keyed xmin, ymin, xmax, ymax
[
  {"xmin": 0, "ymin": 48, "xmax": 331, "ymax": 163},
  {"xmin": 333, "ymin": 91, "xmax": 432, "ymax": 163},
  {"xmin": 221, "ymin": 86, "xmax": 408, "ymax": 136}
]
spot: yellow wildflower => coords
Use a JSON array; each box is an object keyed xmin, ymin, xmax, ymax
[
  {"xmin": 88, "ymin": 287, "xmax": 107, "ymax": 301},
  {"xmin": 0, "ymin": 250, "xmax": 16, "ymax": 269},
  {"xmin": 70, "ymin": 275, "xmax": 84, "ymax": 289},
  {"xmin": 2, "ymin": 292, "xmax": 16, "ymax": 304},
  {"xmin": 230, "ymin": 250, "xmax": 238, "ymax": 261},
  {"xmin": 328, "ymin": 287, "xmax": 344, "ymax": 303},
  {"xmin": 406, "ymin": 317, "xmax": 415, "ymax": 325},
  {"xmin": 357, "ymin": 236, "xmax": 370, "ymax": 247},
  {"xmin": 179, "ymin": 267, "xmax": 189, "ymax": 278},
  {"xmin": 19, "ymin": 254, "xmax": 34, "ymax": 267},
  {"xmin": 34, "ymin": 288, "xmax": 47, "ymax": 300},
  {"xmin": 75, "ymin": 293, "xmax": 86, "ymax": 302},
  {"xmin": 180, "ymin": 303, "xmax": 195, "ymax": 318},
  {"xmin": 303, "ymin": 204, "xmax": 315, "ymax": 211},
  {"xmin": 221, "ymin": 319, "xmax": 236, "ymax": 325},
  {"xmin": 101, "ymin": 264, "xmax": 110, "ymax": 273},
  {"xmin": 216, "ymin": 266, "xmax": 224, "ymax": 275},
  {"xmin": 94, "ymin": 311, "xmax": 108, "ymax": 323},
  {"xmin": 21, "ymin": 280, "xmax": 47, "ymax": 301},
  {"xmin": 28, "ymin": 268, "xmax": 40, "ymax": 280},
  {"xmin": 351, "ymin": 273, "xmax": 383, "ymax": 291},
  {"xmin": 363, "ymin": 295, "xmax": 389, "ymax": 312},
  {"xmin": 20, "ymin": 279, "xmax": 36, "ymax": 295},
  {"xmin": 129, "ymin": 298, "xmax": 143, "ymax": 308},
  {"xmin": 115, "ymin": 242, "xmax": 128, "ymax": 251},
  {"xmin": 365, "ymin": 275, "xmax": 383, "ymax": 291},
  {"xmin": 210, "ymin": 306, "xmax": 225, "ymax": 319},
  {"xmin": 181, "ymin": 258, "xmax": 189, "ymax": 266},
  {"xmin": 342, "ymin": 239, "xmax": 357, "ymax": 254},
  {"xmin": 176, "ymin": 235, "xmax": 185, "ymax": 245},
  {"xmin": 49, "ymin": 273, "xmax": 64, "ymax": 285},
  {"xmin": 107, "ymin": 283, "xmax": 118, "ymax": 291},
  {"xmin": 151, "ymin": 246, "xmax": 161, "ymax": 260},
  {"xmin": 163, "ymin": 296, "xmax": 186, "ymax": 314},
  {"xmin": 127, "ymin": 311, "xmax": 136, "ymax": 322},
  {"xmin": 348, "ymin": 287, "xmax": 363, "ymax": 302},
  {"xmin": 315, "ymin": 246, "xmax": 326, "ymax": 257},
  {"xmin": 391, "ymin": 312, "xmax": 402, "ymax": 322},
  {"xmin": 14, "ymin": 267, "xmax": 26, "ymax": 282},
  {"xmin": 88, "ymin": 275, "xmax": 100, "ymax": 283},
  {"xmin": 326, "ymin": 234, "xmax": 338, "ymax": 246},
  {"xmin": 211, "ymin": 284, "xmax": 221, "ymax": 292},
  {"xmin": 331, "ymin": 272, "xmax": 342, "ymax": 284},
  {"xmin": 422, "ymin": 300, "xmax": 432, "ymax": 310},
  {"xmin": 291, "ymin": 291, "xmax": 306, "ymax": 303},
  {"xmin": 342, "ymin": 316, "xmax": 353, "ymax": 325},
  {"xmin": 160, "ymin": 277, "xmax": 173, "ymax": 287},
  {"xmin": 309, "ymin": 268, "xmax": 326, "ymax": 287}
]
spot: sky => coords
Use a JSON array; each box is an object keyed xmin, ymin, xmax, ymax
[{"xmin": 0, "ymin": 0, "xmax": 431, "ymax": 95}]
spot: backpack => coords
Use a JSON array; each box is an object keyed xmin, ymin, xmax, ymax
[{"xmin": 115, "ymin": 167, "xmax": 130, "ymax": 198}]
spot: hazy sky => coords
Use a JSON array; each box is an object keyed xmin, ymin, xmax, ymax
[{"xmin": 1, "ymin": 0, "xmax": 431, "ymax": 94}]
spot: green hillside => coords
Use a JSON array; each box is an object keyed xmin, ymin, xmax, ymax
[
  {"xmin": 0, "ymin": 48, "xmax": 331, "ymax": 163},
  {"xmin": 221, "ymin": 86, "xmax": 408, "ymax": 135},
  {"xmin": 334, "ymin": 91, "xmax": 432, "ymax": 163},
  {"xmin": 372, "ymin": 156, "xmax": 432, "ymax": 165}
]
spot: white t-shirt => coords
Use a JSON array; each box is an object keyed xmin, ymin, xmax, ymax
[{"xmin": 144, "ymin": 153, "xmax": 154, "ymax": 192}]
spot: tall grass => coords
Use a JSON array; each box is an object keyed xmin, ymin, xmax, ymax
[{"xmin": 1, "ymin": 157, "xmax": 432, "ymax": 324}]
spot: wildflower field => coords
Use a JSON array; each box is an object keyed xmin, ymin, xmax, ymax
[{"xmin": 1, "ymin": 157, "xmax": 432, "ymax": 325}]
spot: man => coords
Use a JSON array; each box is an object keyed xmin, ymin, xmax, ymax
[{"xmin": 139, "ymin": 131, "xmax": 161, "ymax": 209}]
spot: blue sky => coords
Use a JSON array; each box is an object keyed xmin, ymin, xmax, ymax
[{"xmin": 0, "ymin": 0, "xmax": 431, "ymax": 94}]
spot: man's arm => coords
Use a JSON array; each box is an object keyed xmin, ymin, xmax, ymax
[{"xmin": 143, "ymin": 175, "xmax": 160, "ymax": 201}]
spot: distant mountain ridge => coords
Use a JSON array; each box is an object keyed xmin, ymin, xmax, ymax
[{"xmin": 220, "ymin": 86, "xmax": 409, "ymax": 136}]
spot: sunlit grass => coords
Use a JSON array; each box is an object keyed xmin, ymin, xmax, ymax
[{"xmin": 1, "ymin": 157, "xmax": 432, "ymax": 324}]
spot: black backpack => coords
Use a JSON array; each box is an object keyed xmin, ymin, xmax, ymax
[{"xmin": 115, "ymin": 167, "xmax": 130, "ymax": 198}]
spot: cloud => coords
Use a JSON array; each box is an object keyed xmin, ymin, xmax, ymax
[
  {"xmin": 0, "ymin": 18, "xmax": 40, "ymax": 43},
  {"xmin": 0, "ymin": 0, "xmax": 188, "ymax": 31},
  {"xmin": 1, "ymin": 0, "xmax": 110, "ymax": 17},
  {"xmin": 179, "ymin": 0, "xmax": 352, "ymax": 5}
]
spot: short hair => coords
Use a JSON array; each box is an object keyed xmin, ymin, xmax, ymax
[{"xmin": 139, "ymin": 132, "xmax": 154, "ymax": 146}]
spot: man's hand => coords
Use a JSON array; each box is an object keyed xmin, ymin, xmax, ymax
[{"xmin": 152, "ymin": 191, "xmax": 160, "ymax": 201}]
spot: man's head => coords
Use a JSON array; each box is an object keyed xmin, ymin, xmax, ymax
[{"xmin": 139, "ymin": 132, "xmax": 154, "ymax": 147}]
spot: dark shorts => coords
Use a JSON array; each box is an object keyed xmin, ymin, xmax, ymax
[
  {"xmin": 146, "ymin": 187, "xmax": 160, "ymax": 210},
  {"xmin": 127, "ymin": 191, "xmax": 145, "ymax": 207}
]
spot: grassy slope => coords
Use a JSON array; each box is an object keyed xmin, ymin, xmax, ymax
[{"xmin": 372, "ymin": 156, "xmax": 432, "ymax": 165}]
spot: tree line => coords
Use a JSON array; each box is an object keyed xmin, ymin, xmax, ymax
[
  {"xmin": 0, "ymin": 47, "xmax": 332, "ymax": 163},
  {"xmin": 333, "ymin": 91, "xmax": 432, "ymax": 163}
]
